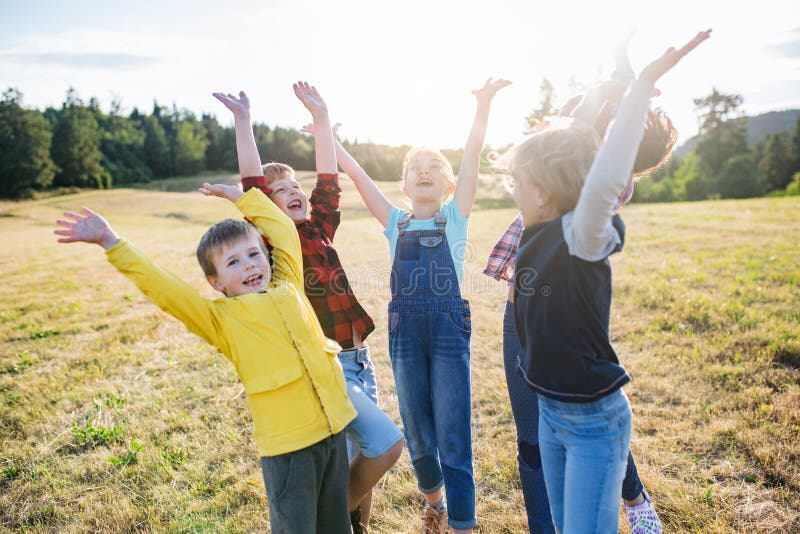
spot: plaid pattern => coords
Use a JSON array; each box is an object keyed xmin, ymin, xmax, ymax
[
  {"xmin": 483, "ymin": 214, "xmax": 523, "ymax": 282},
  {"xmin": 483, "ymin": 182, "xmax": 635, "ymax": 283},
  {"xmin": 242, "ymin": 173, "xmax": 374, "ymax": 348}
]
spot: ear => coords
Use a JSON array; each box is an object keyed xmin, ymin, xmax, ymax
[
  {"xmin": 446, "ymin": 181, "xmax": 456, "ymax": 194},
  {"xmin": 401, "ymin": 180, "xmax": 409, "ymax": 197},
  {"xmin": 206, "ymin": 274, "xmax": 223, "ymax": 292}
]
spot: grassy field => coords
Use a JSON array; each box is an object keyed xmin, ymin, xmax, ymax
[{"xmin": 1, "ymin": 172, "xmax": 799, "ymax": 533}]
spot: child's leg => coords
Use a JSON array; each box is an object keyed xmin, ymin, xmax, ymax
[
  {"xmin": 502, "ymin": 301, "xmax": 556, "ymax": 534},
  {"xmin": 536, "ymin": 402, "xmax": 568, "ymax": 532},
  {"xmin": 339, "ymin": 347, "xmax": 405, "ymax": 522},
  {"xmin": 429, "ymin": 306, "xmax": 476, "ymax": 531},
  {"xmin": 316, "ymin": 432, "xmax": 352, "ymax": 534},
  {"xmin": 622, "ymin": 450, "xmax": 645, "ymax": 502},
  {"xmin": 260, "ymin": 433, "xmax": 349, "ymax": 534},
  {"xmin": 389, "ymin": 310, "xmax": 445, "ymax": 497},
  {"xmin": 539, "ymin": 390, "xmax": 632, "ymax": 534}
]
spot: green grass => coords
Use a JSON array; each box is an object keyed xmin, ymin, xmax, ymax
[{"xmin": 1, "ymin": 178, "xmax": 798, "ymax": 532}]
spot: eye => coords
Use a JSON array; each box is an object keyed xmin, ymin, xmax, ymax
[
  {"xmin": 227, "ymin": 259, "xmax": 238, "ymax": 267},
  {"xmin": 249, "ymin": 251, "xmax": 262, "ymax": 259}
]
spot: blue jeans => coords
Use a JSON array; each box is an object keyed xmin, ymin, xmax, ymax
[
  {"xmin": 502, "ymin": 301, "xmax": 555, "ymax": 534},
  {"xmin": 388, "ymin": 299, "xmax": 476, "ymax": 530},
  {"xmin": 537, "ymin": 389, "xmax": 632, "ymax": 534},
  {"xmin": 339, "ymin": 346, "xmax": 404, "ymax": 459}
]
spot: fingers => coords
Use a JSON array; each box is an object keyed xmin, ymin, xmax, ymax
[{"xmin": 675, "ymin": 29, "xmax": 712, "ymax": 59}]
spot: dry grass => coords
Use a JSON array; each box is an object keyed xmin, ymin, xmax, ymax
[{"xmin": 1, "ymin": 174, "xmax": 798, "ymax": 532}]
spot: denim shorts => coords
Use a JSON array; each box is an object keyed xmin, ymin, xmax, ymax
[{"xmin": 338, "ymin": 346, "xmax": 404, "ymax": 459}]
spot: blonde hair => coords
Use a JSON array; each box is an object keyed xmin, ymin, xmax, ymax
[
  {"xmin": 511, "ymin": 119, "xmax": 600, "ymax": 216},
  {"xmin": 260, "ymin": 162, "xmax": 295, "ymax": 187},
  {"xmin": 401, "ymin": 146, "xmax": 456, "ymax": 187},
  {"xmin": 196, "ymin": 219, "xmax": 268, "ymax": 276}
]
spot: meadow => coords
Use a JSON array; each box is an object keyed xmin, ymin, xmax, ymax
[{"xmin": 1, "ymin": 173, "xmax": 798, "ymax": 533}]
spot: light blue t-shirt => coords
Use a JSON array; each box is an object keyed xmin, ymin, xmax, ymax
[{"xmin": 383, "ymin": 200, "xmax": 469, "ymax": 287}]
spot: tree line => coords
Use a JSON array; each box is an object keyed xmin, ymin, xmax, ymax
[
  {"xmin": 2, "ymin": 85, "xmax": 799, "ymax": 201},
  {"xmin": 632, "ymin": 89, "xmax": 800, "ymax": 201},
  {"xmin": 1, "ymin": 87, "xmax": 462, "ymax": 199},
  {"xmin": 525, "ymin": 83, "xmax": 800, "ymax": 202}
]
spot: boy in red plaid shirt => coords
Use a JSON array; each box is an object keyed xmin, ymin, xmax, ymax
[{"xmin": 214, "ymin": 83, "xmax": 403, "ymax": 534}]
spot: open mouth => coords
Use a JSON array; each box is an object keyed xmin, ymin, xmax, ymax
[
  {"xmin": 244, "ymin": 273, "xmax": 263, "ymax": 290},
  {"xmin": 288, "ymin": 199, "xmax": 302, "ymax": 209},
  {"xmin": 416, "ymin": 179, "xmax": 433, "ymax": 186}
]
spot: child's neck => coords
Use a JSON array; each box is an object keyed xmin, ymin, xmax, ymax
[{"xmin": 409, "ymin": 199, "xmax": 442, "ymax": 220}]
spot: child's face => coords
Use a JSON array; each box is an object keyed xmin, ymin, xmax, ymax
[
  {"xmin": 207, "ymin": 235, "xmax": 272, "ymax": 297},
  {"xmin": 269, "ymin": 175, "xmax": 308, "ymax": 223},
  {"xmin": 403, "ymin": 153, "xmax": 455, "ymax": 203},
  {"xmin": 510, "ymin": 171, "xmax": 548, "ymax": 227}
]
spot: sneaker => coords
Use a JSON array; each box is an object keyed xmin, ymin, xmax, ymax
[
  {"xmin": 625, "ymin": 489, "xmax": 662, "ymax": 534},
  {"xmin": 421, "ymin": 505, "xmax": 448, "ymax": 533}
]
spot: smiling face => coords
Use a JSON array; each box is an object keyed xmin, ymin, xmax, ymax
[
  {"xmin": 207, "ymin": 235, "xmax": 272, "ymax": 297},
  {"xmin": 402, "ymin": 149, "xmax": 455, "ymax": 204},
  {"xmin": 269, "ymin": 175, "xmax": 308, "ymax": 223}
]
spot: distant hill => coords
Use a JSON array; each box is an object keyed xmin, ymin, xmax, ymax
[{"xmin": 675, "ymin": 109, "xmax": 800, "ymax": 158}]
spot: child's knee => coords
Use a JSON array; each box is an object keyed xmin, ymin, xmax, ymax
[{"xmin": 519, "ymin": 439, "xmax": 542, "ymax": 469}]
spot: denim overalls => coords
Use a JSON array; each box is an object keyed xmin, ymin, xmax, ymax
[{"xmin": 387, "ymin": 211, "xmax": 476, "ymax": 531}]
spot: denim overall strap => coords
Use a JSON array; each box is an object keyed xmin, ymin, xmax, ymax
[{"xmin": 390, "ymin": 211, "xmax": 461, "ymax": 304}]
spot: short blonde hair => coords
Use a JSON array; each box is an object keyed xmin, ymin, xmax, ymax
[
  {"xmin": 401, "ymin": 146, "xmax": 456, "ymax": 186},
  {"xmin": 511, "ymin": 119, "xmax": 600, "ymax": 216},
  {"xmin": 260, "ymin": 162, "xmax": 295, "ymax": 187}
]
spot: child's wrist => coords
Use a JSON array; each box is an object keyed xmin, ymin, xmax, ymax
[
  {"xmin": 100, "ymin": 233, "xmax": 120, "ymax": 250},
  {"xmin": 312, "ymin": 111, "xmax": 330, "ymax": 123}
]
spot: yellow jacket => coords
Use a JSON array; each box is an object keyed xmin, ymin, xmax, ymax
[{"xmin": 106, "ymin": 188, "xmax": 356, "ymax": 456}]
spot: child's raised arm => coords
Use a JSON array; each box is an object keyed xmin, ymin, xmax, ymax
[
  {"xmin": 293, "ymin": 82, "xmax": 336, "ymax": 175},
  {"xmin": 301, "ymin": 122, "xmax": 395, "ymax": 228},
  {"xmin": 212, "ymin": 91, "xmax": 263, "ymax": 178},
  {"xmin": 570, "ymin": 30, "xmax": 712, "ymax": 261},
  {"xmin": 455, "ymin": 78, "xmax": 512, "ymax": 217}
]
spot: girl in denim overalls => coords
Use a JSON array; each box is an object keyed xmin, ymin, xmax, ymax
[{"xmin": 333, "ymin": 79, "xmax": 510, "ymax": 533}]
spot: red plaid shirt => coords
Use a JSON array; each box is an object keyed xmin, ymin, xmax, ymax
[
  {"xmin": 242, "ymin": 173, "xmax": 374, "ymax": 349},
  {"xmin": 484, "ymin": 181, "xmax": 635, "ymax": 283}
]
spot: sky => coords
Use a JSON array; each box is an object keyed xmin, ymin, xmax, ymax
[{"xmin": 1, "ymin": 0, "xmax": 799, "ymax": 150}]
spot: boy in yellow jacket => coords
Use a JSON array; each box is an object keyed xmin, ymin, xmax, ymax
[{"xmin": 55, "ymin": 182, "xmax": 357, "ymax": 533}]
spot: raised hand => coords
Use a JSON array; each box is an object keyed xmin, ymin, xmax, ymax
[
  {"xmin": 300, "ymin": 122, "xmax": 341, "ymax": 138},
  {"xmin": 471, "ymin": 77, "xmax": 512, "ymax": 105},
  {"xmin": 212, "ymin": 91, "xmax": 250, "ymax": 117},
  {"xmin": 612, "ymin": 28, "xmax": 636, "ymax": 82},
  {"xmin": 198, "ymin": 182, "xmax": 244, "ymax": 203},
  {"xmin": 293, "ymin": 81, "xmax": 328, "ymax": 118},
  {"xmin": 55, "ymin": 208, "xmax": 119, "ymax": 250},
  {"xmin": 640, "ymin": 30, "xmax": 712, "ymax": 84}
]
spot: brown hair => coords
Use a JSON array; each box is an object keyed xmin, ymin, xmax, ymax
[
  {"xmin": 196, "ymin": 219, "xmax": 268, "ymax": 276},
  {"xmin": 557, "ymin": 97, "xmax": 677, "ymax": 178}
]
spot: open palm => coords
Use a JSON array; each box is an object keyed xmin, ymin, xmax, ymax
[
  {"xmin": 640, "ymin": 30, "xmax": 712, "ymax": 84},
  {"xmin": 212, "ymin": 91, "xmax": 250, "ymax": 115},
  {"xmin": 472, "ymin": 77, "xmax": 512, "ymax": 104}
]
